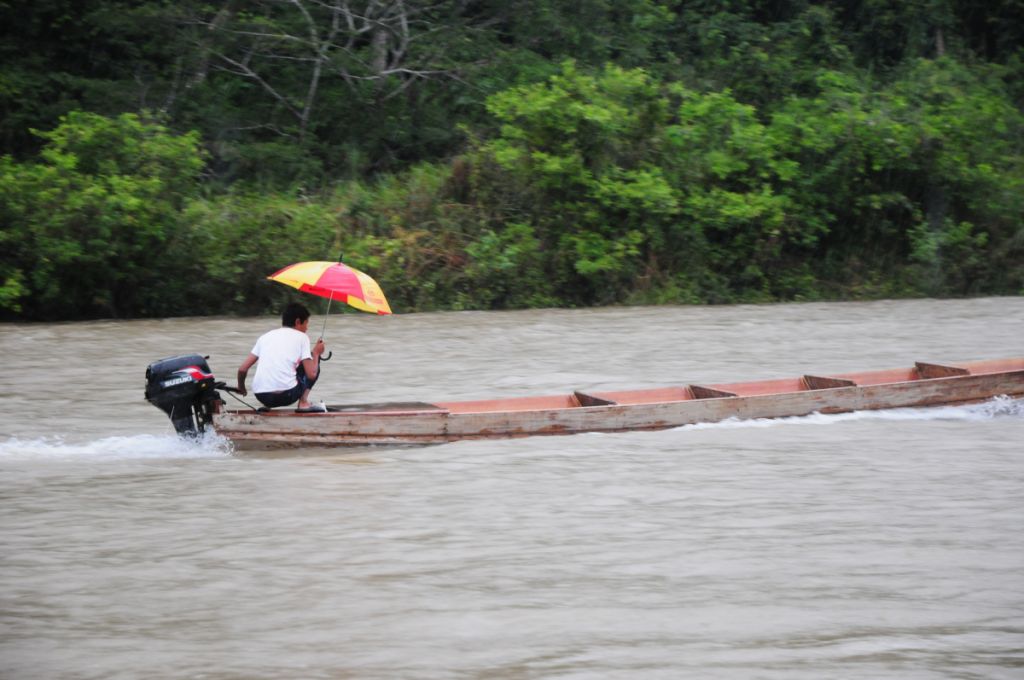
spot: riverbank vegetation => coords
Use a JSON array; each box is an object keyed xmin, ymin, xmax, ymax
[{"xmin": 2, "ymin": 1, "xmax": 1022, "ymax": 320}]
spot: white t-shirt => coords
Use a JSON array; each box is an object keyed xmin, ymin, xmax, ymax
[{"xmin": 250, "ymin": 327, "xmax": 312, "ymax": 393}]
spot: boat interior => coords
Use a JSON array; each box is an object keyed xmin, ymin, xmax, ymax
[
  {"xmin": 229, "ymin": 358, "xmax": 1024, "ymax": 417},
  {"xmin": 432, "ymin": 358, "xmax": 1024, "ymax": 415}
]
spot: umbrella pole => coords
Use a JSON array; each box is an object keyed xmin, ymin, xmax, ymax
[{"xmin": 321, "ymin": 294, "xmax": 333, "ymax": 340}]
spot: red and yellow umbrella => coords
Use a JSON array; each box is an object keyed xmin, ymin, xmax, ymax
[{"xmin": 268, "ymin": 260, "xmax": 392, "ymax": 316}]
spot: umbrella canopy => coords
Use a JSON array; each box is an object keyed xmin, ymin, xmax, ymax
[{"xmin": 268, "ymin": 261, "xmax": 392, "ymax": 315}]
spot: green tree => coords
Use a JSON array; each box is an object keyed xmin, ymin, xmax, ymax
[
  {"xmin": 662, "ymin": 87, "xmax": 804, "ymax": 301},
  {"xmin": 769, "ymin": 61, "xmax": 1024, "ymax": 295},
  {"xmin": 478, "ymin": 62, "xmax": 818, "ymax": 304},
  {"xmin": 888, "ymin": 58, "xmax": 1024, "ymax": 293},
  {"xmin": 0, "ymin": 111, "xmax": 205, "ymax": 319},
  {"xmin": 183, "ymin": 191, "xmax": 338, "ymax": 314},
  {"xmin": 481, "ymin": 61, "xmax": 676, "ymax": 304}
]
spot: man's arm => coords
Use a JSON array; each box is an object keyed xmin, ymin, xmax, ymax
[
  {"xmin": 300, "ymin": 338, "xmax": 326, "ymax": 380},
  {"xmin": 237, "ymin": 354, "xmax": 258, "ymax": 396}
]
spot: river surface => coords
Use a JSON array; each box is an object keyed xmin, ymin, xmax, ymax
[{"xmin": 1, "ymin": 298, "xmax": 1023, "ymax": 679}]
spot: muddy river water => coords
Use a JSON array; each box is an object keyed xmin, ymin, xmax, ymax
[{"xmin": 1, "ymin": 298, "xmax": 1022, "ymax": 678}]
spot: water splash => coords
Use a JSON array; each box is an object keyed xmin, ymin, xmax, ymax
[
  {"xmin": 0, "ymin": 431, "xmax": 233, "ymax": 461},
  {"xmin": 676, "ymin": 395, "xmax": 1024, "ymax": 431}
]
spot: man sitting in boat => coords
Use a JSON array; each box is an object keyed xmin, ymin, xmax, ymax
[{"xmin": 236, "ymin": 302, "xmax": 328, "ymax": 412}]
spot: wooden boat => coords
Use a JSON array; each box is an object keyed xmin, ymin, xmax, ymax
[{"xmin": 209, "ymin": 358, "xmax": 1024, "ymax": 449}]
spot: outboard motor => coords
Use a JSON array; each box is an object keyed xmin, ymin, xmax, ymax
[{"xmin": 145, "ymin": 354, "xmax": 222, "ymax": 437}]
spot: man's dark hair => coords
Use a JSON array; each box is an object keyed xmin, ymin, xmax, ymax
[{"xmin": 282, "ymin": 302, "xmax": 311, "ymax": 327}]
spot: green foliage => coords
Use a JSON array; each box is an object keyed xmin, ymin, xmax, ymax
[
  {"xmin": 472, "ymin": 56, "xmax": 1023, "ymax": 305},
  {"xmin": 183, "ymin": 192, "xmax": 339, "ymax": 315},
  {"xmin": 481, "ymin": 61, "xmax": 677, "ymax": 303},
  {"xmin": 1, "ymin": 2, "xmax": 1022, "ymax": 319},
  {"xmin": 767, "ymin": 60, "xmax": 1024, "ymax": 295},
  {"xmin": 476, "ymin": 64, "xmax": 817, "ymax": 303},
  {"xmin": 663, "ymin": 87, "xmax": 803, "ymax": 301},
  {"xmin": 320, "ymin": 164, "xmax": 555, "ymax": 312},
  {"xmin": 892, "ymin": 59, "xmax": 1024, "ymax": 293},
  {"xmin": 461, "ymin": 222, "xmax": 555, "ymax": 309},
  {"xmin": 0, "ymin": 111, "xmax": 205, "ymax": 319}
]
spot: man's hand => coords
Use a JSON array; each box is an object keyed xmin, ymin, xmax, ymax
[{"xmin": 313, "ymin": 338, "xmax": 326, "ymax": 358}]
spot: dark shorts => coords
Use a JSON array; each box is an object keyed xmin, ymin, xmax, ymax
[{"xmin": 255, "ymin": 363, "xmax": 318, "ymax": 408}]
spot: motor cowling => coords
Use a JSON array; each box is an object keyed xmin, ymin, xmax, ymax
[{"xmin": 145, "ymin": 354, "xmax": 221, "ymax": 437}]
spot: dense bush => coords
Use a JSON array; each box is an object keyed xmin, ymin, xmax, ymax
[
  {"xmin": 1, "ymin": 2, "xmax": 1021, "ymax": 319},
  {"xmin": 0, "ymin": 112, "xmax": 205, "ymax": 318}
]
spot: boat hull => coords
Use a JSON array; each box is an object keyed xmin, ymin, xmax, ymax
[{"xmin": 212, "ymin": 359, "xmax": 1024, "ymax": 449}]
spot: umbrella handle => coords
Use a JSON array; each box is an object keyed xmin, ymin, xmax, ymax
[{"xmin": 320, "ymin": 351, "xmax": 332, "ymax": 362}]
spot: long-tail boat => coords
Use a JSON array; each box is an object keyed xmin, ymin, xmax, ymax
[{"xmin": 144, "ymin": 356, "xmax": 1024, "ymax": 449}]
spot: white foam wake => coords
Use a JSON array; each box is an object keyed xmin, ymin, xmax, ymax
[
  {"xmin": 0, "ymin": 431, "xmax": 233, "ymax": 461},
  {"xmin": 675, "ymin": 395, "xmax": 1024, "ymax": 431}
]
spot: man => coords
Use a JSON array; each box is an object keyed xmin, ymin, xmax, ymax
[{"xmin": 236, "ymin": 302, "xmax": 327, "ymax": 412}]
